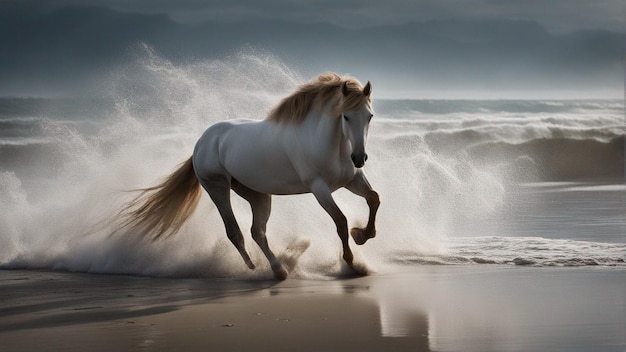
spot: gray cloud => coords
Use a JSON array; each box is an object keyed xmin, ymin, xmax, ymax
[
  {"xmin": 4, "ymin": 0, "xmax": 623, "ymax": 32},
  {"xmin": 0, "ymin": 1, "xmax": 622, "ymax": 96}
]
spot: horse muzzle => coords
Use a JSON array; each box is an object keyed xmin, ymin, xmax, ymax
[{"xmin": 351, "ymin": 153, "xmax": 368, "ymax": 168}]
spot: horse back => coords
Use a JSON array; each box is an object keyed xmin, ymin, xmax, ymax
[{"xmin": 193, "ymin": 120, "xmax": 307, "ymax": 194}]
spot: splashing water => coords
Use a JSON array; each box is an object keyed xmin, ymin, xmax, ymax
[{"xmin": 1, "ymin": 45, "xmax": 621, "ymax": 278}]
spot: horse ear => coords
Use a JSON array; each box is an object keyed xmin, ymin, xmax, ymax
[
  {"xmin": 363, "ymin": 81, "xmax": 372, "ymax": 97},
  {"xmin": 342, "ymin": 81, "xmax": 349, "ymax": 96}
]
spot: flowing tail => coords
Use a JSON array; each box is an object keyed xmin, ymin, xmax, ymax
[{"xmin": 117, "ymin": 157, "xmax": 201, "ymax": 241}]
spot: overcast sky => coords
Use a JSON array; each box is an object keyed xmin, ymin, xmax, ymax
[
  {"xmin": 1, "ymin": 0, "xmax": 622, "ymax": 97},
  {"xmin": 7, "ymin": 0, "xmax": 625, "ymax": 33}
]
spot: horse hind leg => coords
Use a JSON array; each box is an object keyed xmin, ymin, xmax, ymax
[
  {"xmin": 232, "ymin": 181, "xmax": 288, "ymax": 280},
  {"xmin": 201, "ymin": 175, "xmax": 255, "ymax": 270}
]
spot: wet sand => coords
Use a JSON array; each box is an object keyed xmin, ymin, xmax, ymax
[{"xmin": 1, "ymin": 266, "xmax": 624, "ymax": 351}]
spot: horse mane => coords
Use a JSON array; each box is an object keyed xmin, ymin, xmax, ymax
[{"xmin": 266, "ymin": 72, "xmax": 371, "ymax": 124}]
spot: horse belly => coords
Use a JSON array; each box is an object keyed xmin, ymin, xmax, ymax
[{"xmin": 227, "ymin": 155, "xmax": 307, "ymax": 194}]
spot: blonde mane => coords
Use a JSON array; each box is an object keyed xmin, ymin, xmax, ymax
[{"xmin": 266, "ymin": 72, "xmax": 371, "ymax": 124}]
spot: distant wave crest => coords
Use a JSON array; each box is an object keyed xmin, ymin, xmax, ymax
[{"xmin": 392, "ymin": 237, "xmax": 626, "ymax": 267}]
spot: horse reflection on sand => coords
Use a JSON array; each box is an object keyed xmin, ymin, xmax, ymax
[{"xmin": 118, "ymin": 73, "xmax": 380, "ymax": 280}]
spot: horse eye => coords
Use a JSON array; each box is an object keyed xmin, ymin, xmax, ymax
[
  {"xmin": 343, "ymin": 114, "xmax": 349, "ymax": 121},
  {"xmin": 368, "ymin": 114, "xmax": 373, "ymax": 121}
]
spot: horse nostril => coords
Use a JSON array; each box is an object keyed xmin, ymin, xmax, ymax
[{"xmin": 351, "ymin": 153, "xmax": 366, "ymax": 168}]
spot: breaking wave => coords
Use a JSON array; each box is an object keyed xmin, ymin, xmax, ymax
[{"xmin": 391, "ymin": 237, "xmax": 626, "ymax": 267}]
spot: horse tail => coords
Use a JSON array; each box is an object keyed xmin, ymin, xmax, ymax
[{"xmin": 118, "ymin": 157, "xmax": 201, "ymax": 241}]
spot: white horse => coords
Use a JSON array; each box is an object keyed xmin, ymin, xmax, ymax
[{"xmin": 119, "ymin": 73, "xmax": 380, "ymax": 280}]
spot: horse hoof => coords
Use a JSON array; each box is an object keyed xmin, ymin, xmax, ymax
[
  {"xmin": 339, "ymin": 260, "xmax": 369, "ymax": 277},
  {"xmin": 350, "ymin": 261, "xmax": 369, "ymax": 276},
  {"xmin": 273, "ymin": 267, "xmax": 289, "ymax": 281},
  {"xmin": 350, "ymin": 227, "xmax": 371, "ymax": 245}
]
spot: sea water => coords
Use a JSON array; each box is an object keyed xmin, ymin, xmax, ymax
[{"xmin": 0, "ymin": 47, "xmax": 624, "ymax": 278}]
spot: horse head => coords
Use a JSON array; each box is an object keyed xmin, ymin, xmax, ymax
[{"xmin": 341, "ymin": 81, "xmax": 373, "ymax": 168}]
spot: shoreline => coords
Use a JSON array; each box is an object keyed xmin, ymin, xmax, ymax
[{"xmin": 2, "ymin": 266, "xmax": 624, "ymax": 351}]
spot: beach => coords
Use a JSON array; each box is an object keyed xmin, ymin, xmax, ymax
[{"xmin": 1, "ymin": 266, "xmax": 624, "ymax": 351}]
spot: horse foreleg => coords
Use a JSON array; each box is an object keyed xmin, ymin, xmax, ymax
[
  {"xmin": 202, "ymin": 176, "xmax": 255, "ymax": 270},
  {"xmin": 311, "ymin": 181, "xmax": 367, "ymax": 275},
  {"xmin": 345, "ymin": 171, "xmax": 380, "ymax": 245},
  {"xmin": 232, "ymin": 182, "xmax": 288, "ymax": 280}
]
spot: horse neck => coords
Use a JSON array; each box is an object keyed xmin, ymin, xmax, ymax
[{"xmin": 300, "ymin": 105, "xmax": 347, "ymax": 153}]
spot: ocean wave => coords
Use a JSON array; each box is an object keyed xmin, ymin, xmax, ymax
[
  {"xmin": 374, "ymin": 99, "xmax": 624, "ymax": 116},
  {"xmin": 467, "ymin": 136, "xmax": 623, "ymax": 180},
  {"xmin": 391, "ymin": 236, "xmax": 626, "ymax": 267},
  {"xmin": 0, "ymin": 118, "xmax": 45, "ymax": 139},
  {"xmin": 0, "ymin": 137, "xmax": 52, "ymax": 146},
  {"xmin": 0, "ymin": 116, "xmax": 103, "ymax": 143},
  {"xmin": 371, "ymin": 122, "xmax": 623, "ymax": 181},
  {"xmin": 424, "ymin": 122, "xmax": 622, "ymax": 144},
  {"xmin": 375, "ymin": 112, "xmax": 622, "ymax": 143}
]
